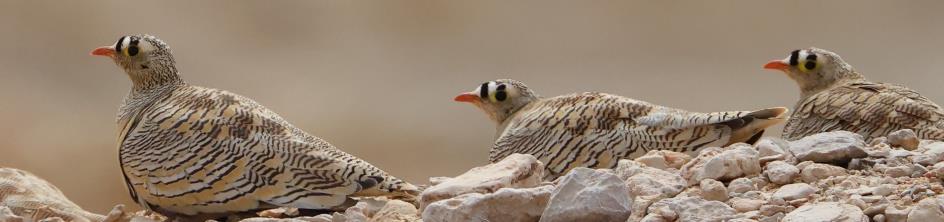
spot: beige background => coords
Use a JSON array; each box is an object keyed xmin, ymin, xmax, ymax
[{"xmin": 1, "ymin": 0, "xmax": 943, "ymax": 214}]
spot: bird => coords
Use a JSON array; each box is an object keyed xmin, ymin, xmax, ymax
[
  {"xmin": 764, "ymin": 47, "xmax": 944, "ymax": 141},
  {"xmin": 90, "ymin": 34, "xmax": 418, "ymax": 219},
  {"xmin": 454, "ymin": 79, "xmax": 787, "ymax": 179},
  {"xmin": 0, "ymin": 168, "xmax": 107, "ymax": 222}
]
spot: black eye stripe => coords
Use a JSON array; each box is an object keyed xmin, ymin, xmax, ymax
[
  {"xmin": 479, "ymin": 82, "xmax": 489, "ymax": 98},
  {"xmin": 789, "ymin": 50, "xmax": 800, "ymax": 66},
  {"xmin": 496, "ymin": 84, "xmax": 506, "ymax": 91},
  {"xmin": 806, "ymin": 54, "xmax": 817, "ymax": 61},
  {"xmin": 115, "ymin": 36, "xmax": 126, "ymax": 53}
]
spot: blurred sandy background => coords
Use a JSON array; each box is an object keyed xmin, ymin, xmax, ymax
[{"xmin": 1, "ymin": 0, "xmax": 943, "ymax": 214}]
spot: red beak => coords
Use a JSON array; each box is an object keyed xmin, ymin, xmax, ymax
[
  {"xmin": 454, "ymin": 92, "xmax": 479, "ymax": 103},
  {"xmin": 90, "ymin": 46, "xmax": 116, "ymax": 57},
  {"xmin": 763, "ymin": 60, "xmax": 789, "ymax": 71}
]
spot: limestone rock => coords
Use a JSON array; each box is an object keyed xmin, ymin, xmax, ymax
[
  {"xmin": 885, "ymin": 205, "xmax": 912, "ymax": 222},
  {"xmin": 645, "ymin": 196, "xmax": 736, "ymax": 222},
  {"xmin": 422, "ymin": 185, "xmax": 553, "ymax": 222},
  {"xmin": 887, "ymin": 129, "xmax": 919, "ymax": 150},
  {"xmin": 772, "ymin": 183, "xmax": 816, "ymax": 201},
  {"xmin": 615, "ymin": 160, "xmax": 686, "ymax": 198},
  {"xmin": 540, "ymin": 168, "xmax": 632, "ymax": 222},
  {"xmin": 727, "ymin": 178, "xmax": 756, "ymax": 195},
  {"xmin": 799, "ymin": 163, "xmax": 848, "ymax": 183},
  {"xmin": 634, "ymin": 150, "xmax": 692, "ymax": 170},
  {"xmin": 782, "ymin": 202, "xmax": 868, "ymax": 222},
  {"xmin": 914, "ymin": 141, "xmax": 944, "ymax": 166},
  {"xmin": 765, "ymin": 161, "xmax": 799, "ymax": 185},
  {"xmin": 419, "ymin": 154, "xmax": 544, "ymax": 210},
  {"xmin": 756, "ymin": 138, "xmax": 793, "ymax": 164},
  {"xmin": 699, "ymin": 179, "xmax": 728, "ymax": 202},
  {"xmin": 788, "ymin": 131, "xmax": 867, "ymax": 164},
  {"xmin": 371, "ymin": 199, "xmax": 420, "ymax": 222},
  {"xmin": 906, "ymin": 198, "xmax": 944, "ymax": 222},
  {"xmin": 729, "ymin": 197, "xmax": 766, "ymax": 213},
  {"xmin": 680, "ymin": 144, "xmax": 761, "ymax": 185}
]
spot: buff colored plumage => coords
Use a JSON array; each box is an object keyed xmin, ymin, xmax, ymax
[
  {"xmin": 455, "ymin": 79, "xmax": 787, "ymax": 179},
  {"xmin": 764, "ymin": 47, "xmax": 944, "ymax": 141},
  {"xmin": 92, "ymin": 35, "xmax": 417, "ymax": 218}
]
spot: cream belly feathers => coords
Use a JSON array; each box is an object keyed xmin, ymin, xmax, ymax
[
  {"xmin": 764, "ymin": 47, "xmax": 944, "ymax": 141},
  {"xmin": 455, "ymin": 79, "xmax": 787, "ymax": 179},
  {"xmin": 91, "ymin": 35, "xmax": 417, "ymax": 217}
]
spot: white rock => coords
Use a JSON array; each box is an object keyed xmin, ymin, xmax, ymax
[
  {"xmin": 730, "ymin": 197, "xmax": 766, "ymax": 213},
  {"xmin": 788, "ymin": 131, "xmax": 868, "ymax": 163},
  {"xmin": 681, "ymin": 144, "xmax": 761, "ymax": 185},
  {"xmin": 540, "ymin": 168, "xmax": 632, "ymax": 222},
  {"xmin": 765, "ymin": 161, "xmax": 799, "ymax": 185},
  {"xmin": 884, "ymin": 165, "xmax": 914, "ymax": 178},
  {"xmin": 799, "ymin": 163, "xmax": 848, "ymax": 183},
  {"xmin": 419, "ymin": 154, "xmax": 544, "ymax": 210},
  {"xmin": 372, "ymin": 199, "xmax": 421, "ymax": 222},
  {"xmin": 772, "ymin": 183, "xmax": 816, "ymax": 201},
  {"xmin": 887, "ymin": 129, "xmax": 919, "ymax": 150},
  {"xmin": 756, "ymin": 137, "xmax": 793, "ymax": 164},
  {"xmin": 646, "ymin": 196, "xmax": 736, "ymax": 222},
  {"xmin": 886, "ymin": 205, "xmax": 912, "ymax": 222},
  {"xmin": 914, "ymin": 141, "xmax": 944, "ymax": 166},
  {"xmin": 634, "ymin": 150, "xmax": 692, "ymax": 170},
  {"xmin": 906, "ymin": 198, "xmax": 944, "ymax": 222},
  {"xmin": 615, "ymin": 160, "xmax": 686, "ymax": 198},
  {"xmin": 873, "ymin": 184, "xmax": 895, "ymax": 196},
  {"xmin": 727, "ymin": 178, "xmax": 756, "ymax": 195},
  {"xmin": 699, "ymin": 179, "xmax": 728, "ymax": 202},
  {"xmin": 782, "ymin": 202, "xmax": 868, "ymax": 222},
  {"xmin": 422, "ymin": 185, "xmax": 553, "ymax": 222}
]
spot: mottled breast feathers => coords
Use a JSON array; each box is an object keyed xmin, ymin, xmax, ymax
[
  {"xmin": 784, "ymin": 81, "xmax": 944, "ymax": 140},
  {"xmin": 492, "ymin": 92, "xmax": 786, "ymax": 179},
  {"xmin": 117, "ymin": 85, "xmax": 416, "ymax": 216}
]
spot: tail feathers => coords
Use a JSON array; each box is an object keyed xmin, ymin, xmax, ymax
[
  {"xmin": 352, "ymin": 175, "xmax": 419, "ymax": 202},
  {"xmin": 724, "ymin": 107, "xmax": 788, "ymax": 145}
]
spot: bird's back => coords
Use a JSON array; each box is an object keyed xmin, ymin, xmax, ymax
[
  {"xmin": 492, "ymin": 92, "xmax": 785, "ymax": 179},
  {"xmin": 784, "ymin": 81, "xmax": 944, "ymax": 140},
  {"xmin": 117, "ymin": 84, "xmax": 416, "ymax": 217}
]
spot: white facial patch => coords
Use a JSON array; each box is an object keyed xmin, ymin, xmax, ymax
[{"xmin": 137, "ymin": 40, "xmax": 156, "ymax": 54}]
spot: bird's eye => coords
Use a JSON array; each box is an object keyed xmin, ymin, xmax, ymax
[
  {"xmin": 489, "ymin": 84, "xmax": 508, "ymax": 102},
  {"xmin": 798, "ymin": 54, "xmax": 819, "ymax": 73},
  {"xmin": 495, "ymin": 85, "xmax": 507, "ymax": 102},
  {"xmin": 126, "ymin": 46, "xmax": 139, "ymax": 56}
]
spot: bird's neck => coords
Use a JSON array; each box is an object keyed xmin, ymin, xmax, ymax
[
  {"xmin": 799, "ymin": 71, "xmax": 866, "ymax": 100},
  {"xmin": 127, "ymin": 65, "xmax": 185, "ymax": 92},
  {"xmin": 118, "ymin": 70, "xmax": 186, "ymax": 123}
]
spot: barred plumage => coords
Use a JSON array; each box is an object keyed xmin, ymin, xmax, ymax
[
  {"xmin": 93, "ymin": 35, "xmax": 417, "ymax": 218},
  {"xmin": 456, "ymin": 79, "xmax": 787, "ymax": 179},
  {"xmin": 765, "ymin": 47, "xmax": 944, "ymax": 141}
]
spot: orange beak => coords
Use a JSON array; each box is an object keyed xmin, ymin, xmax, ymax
[
  {"xmin": 454, "ymin": 92, "xmax": 479, "ymax": 103},
  {"xmin": 763, "ymin": 60, "xmax": 789, "ymax": 71},
  {"xmin": 90, "ymin": 46, "xmax": 116, "ymax": 57}
]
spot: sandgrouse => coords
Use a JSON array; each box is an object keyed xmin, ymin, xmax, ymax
[
  {"xmin": 91, "ymin": 35, "xmax": 417, "ymax": 218},
  {"xmin": 764, "ymin": 47, "xmax": 944, "ymax": 141},
  {"xmin": 455, "ymin": 79, "xmax": 787, "ymax": 179}
]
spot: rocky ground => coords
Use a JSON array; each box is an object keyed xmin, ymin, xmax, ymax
[{"xmin": 4, "ymin": 129, "xmax": 944, "ymax": 222}]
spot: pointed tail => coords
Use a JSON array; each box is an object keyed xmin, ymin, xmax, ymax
[{"xmin": 723, "ymin": 107, "xmax": 788, "ymax": 145}]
